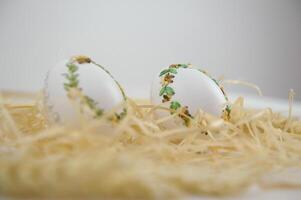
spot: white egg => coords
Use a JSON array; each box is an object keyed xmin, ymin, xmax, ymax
[
  {"xmin": 44, "ymin": 56, "xmax": 126, "ymax": 124},
  {"xmin": 151, "ymin": 64, "xmax": 229, "ymax": 126}
]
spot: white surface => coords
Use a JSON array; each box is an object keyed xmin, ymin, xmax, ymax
[{"xmin": 0, "ymin": 0, "xmax": 301, "ymax": 100}]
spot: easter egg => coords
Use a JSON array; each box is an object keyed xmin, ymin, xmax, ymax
[
  {"xmin": 44, "ymin": 56, "xmax": 126, "ymax": 124},
  {"xmin": 151, "ymin": 64, "xmax": 229, "ymax": 126}
]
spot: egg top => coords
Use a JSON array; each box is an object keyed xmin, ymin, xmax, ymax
[
  {"xmin": 151, "ymin": 64, "xmax": 229, "ymax": 123},
  {"xmin": 44, "ymin": 56, "xmax": 126, "ymax": 124}
]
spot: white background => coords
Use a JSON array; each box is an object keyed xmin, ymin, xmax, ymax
[{"xmin": 0, "ymin": 0, "xmax": 300, "ymax": 100}]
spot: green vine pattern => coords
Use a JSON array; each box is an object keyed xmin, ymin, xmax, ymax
[
  {"xmin": 159, "ymin": 64, "xmax": 231, "ymax": 124},
  {"xmin": 159, "ymin": 64, "xmax": 192, "ymax": 125},
  {"xmin": 63, "ymin": 60, "xmax": 104, "ymax": 118},
  {"xmin": 62, "ymin": 56, "xmax": 127, "ymax": 120}
]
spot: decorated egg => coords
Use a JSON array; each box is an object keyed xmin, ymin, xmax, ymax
[
  {"xmin": 44, "ymin": 55, "xmax": 126, "ymax": 124},
  {"xmin": 151, "ymin": 64, "xmax": 230, "ymax": 126}
]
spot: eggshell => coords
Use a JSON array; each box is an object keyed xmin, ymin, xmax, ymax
[
  {"xmin": 44, "ymin": 57, "xmax": 125, "ymax": 124},
  {"xmin": 151, "ymin": 65, "xmax": 227, "ymax": 126}
]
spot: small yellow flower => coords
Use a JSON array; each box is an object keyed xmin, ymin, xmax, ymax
[{"xmin": 72, "ymin": 55, "xmax": 91, "ymax": 64}]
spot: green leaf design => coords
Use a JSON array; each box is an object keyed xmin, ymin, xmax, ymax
[
  {"xmin": 63, "ymin": 61, "xmax": 105, "ymax": 118},
  {"xmin": 170, "ymin": 101, "xmax": 181, "ymax": 110},
  {"xmin": 64, "ymin": 83, "xmax": 70, "ymax": 91},
  {"xmin": 178, "ymin": 64, "xmax": 188, "ymax": 68},
  {"xmin": 84, "ymin": 95, "xmax": 104, "ymax": 118},
  {"xmin": 66, "ymin": 63, "xmax": 78, "ymax": 73},
  {"xmin": 169, "ymin": 68, "xmax": 177, "ymax": 74},
  {"xmin": 95, "ymin": 109, "xmax": 104, "ymax": 117},
  {"xmin": 159, "ymin": 86, "xmax": 166, "ymax": 96},
  {"xmin": 159, "ymin": 69, "xmax": 170, "ymax": 77},
  {"xmin": 165, "ymin": 86, "xmax": 175, "ymax": 95},
  {"xmin": 225, "ymin": 105, "xmax": 231, "ymax": 113}
]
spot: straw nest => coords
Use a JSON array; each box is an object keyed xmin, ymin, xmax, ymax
[{"xmin": 0, "ymin": 91, "xmax": 301, "ymax": 199}]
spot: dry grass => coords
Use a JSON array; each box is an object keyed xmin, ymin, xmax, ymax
[{"xmin": 0, "ymin": 91, "xmax": 301, "ymax": 199}]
